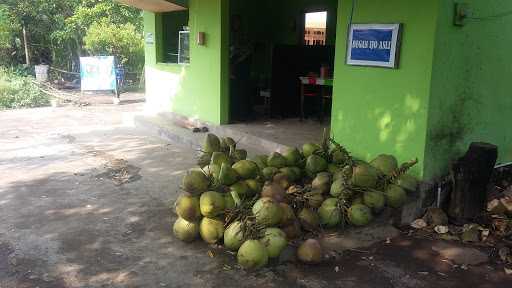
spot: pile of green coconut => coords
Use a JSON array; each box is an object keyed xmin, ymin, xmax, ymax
[{"xmin": 172, "ymin": 133, "xmax": 419, "ymax": 269}]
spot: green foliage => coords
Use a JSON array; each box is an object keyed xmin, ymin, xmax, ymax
[
  {"xmin": 0, "ymin": 5, "xmax": 19, "ymax": 66},
  {"xmin": 0, "ymin": 68, "xmax": 49, "ymax": 109},
  {"xmin": 0, "ymin": 6, "xmax": 10, "ymax": 48},
  {"xmin": 84, "ymin": 20, "xmax": 144, "ymax": 72},
  {"xmin": 1, "ymin": 0, "xmax": 142, "ymax": 72}
]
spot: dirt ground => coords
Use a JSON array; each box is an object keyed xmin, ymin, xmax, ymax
[{"xmin": 0, "ymin": 94, "xmax": 510, "ymax": 288}]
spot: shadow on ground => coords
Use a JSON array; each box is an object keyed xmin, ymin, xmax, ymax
[{"xmin": 0, "ymin": 105, "xmax": 510, "ymax": 288}]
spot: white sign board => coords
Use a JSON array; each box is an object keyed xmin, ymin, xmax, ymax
[{"xmin": 80, "ymin": 56, "xmax": 116, "ymax": 91}]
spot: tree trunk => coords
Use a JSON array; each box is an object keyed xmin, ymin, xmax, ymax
[
  {"xmin": 22, "ymin": 24, "xmax": 30, "ymax": 65},
  {"xmin": 448, "ymin": 142, "xmax": 498, "ymax": 223}
]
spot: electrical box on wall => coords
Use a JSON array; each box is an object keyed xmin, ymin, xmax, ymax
[
  {"xmin": 454, "ymin": 3, "xmax": 469, "ymax": 26},
  {"xmin": 197, "ymin": 32, "xmax": 206, "ymax": 46}
]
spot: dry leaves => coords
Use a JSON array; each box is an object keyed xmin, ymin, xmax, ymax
[{"xmin": 411, "ymin": 219, "xmax": 427, "ymax": 229}]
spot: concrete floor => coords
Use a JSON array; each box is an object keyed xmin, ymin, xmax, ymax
[
  {"xmin": 227, "ymin": 118, "xmax": 328, "ymax": 149},
  {"xmin": 0, "ymin": 96, "xmax": 510, "ymax": 287}
]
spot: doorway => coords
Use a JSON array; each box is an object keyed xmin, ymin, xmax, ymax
[
  {"xmin": 228, "ymin": 0, "xmax": 337, "ymax": 133},
  {"xmin": 304, "ymin": 11, "xmax": 327, "ymax": 46}
]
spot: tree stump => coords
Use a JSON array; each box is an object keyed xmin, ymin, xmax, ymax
[{"xmin": 448, "ymin": 142, "xmax": 498, "ymax": 223}]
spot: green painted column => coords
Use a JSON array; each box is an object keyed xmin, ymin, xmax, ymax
[{"xmin": 143, "ymin": 0, "xmax": 230, "ymax": 125}]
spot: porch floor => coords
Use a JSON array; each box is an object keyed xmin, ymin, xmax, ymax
[{"xmin": 226, "ymin": 118, "xmax": 329, "ymax": 149}]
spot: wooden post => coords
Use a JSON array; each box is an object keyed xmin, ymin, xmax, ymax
[
  {"xmin": 448, "ymin": 142, "xmax": 498, "ymax": 223},
  {"xmin": 22, "ymin": 24, "xmax": 31, "ymax": 65}
]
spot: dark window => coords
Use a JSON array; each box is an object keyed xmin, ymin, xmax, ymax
[{"xmin": 161, "ymin": 10, "xmax": 189, "ymax": 64}]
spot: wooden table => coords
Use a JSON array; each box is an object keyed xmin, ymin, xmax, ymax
[{"xmin": 299, "ymin": 77, "xmax": 333, "ymax": 122}]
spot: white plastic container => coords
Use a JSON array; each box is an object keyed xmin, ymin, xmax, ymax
[{"xmin": 34, "ymin": 65, "xmax": 49, "ymax": 82}]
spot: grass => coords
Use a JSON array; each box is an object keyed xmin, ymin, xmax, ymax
[{"xmin": 0, "ymin": 67, "xmax": 50, "ymax": 109}]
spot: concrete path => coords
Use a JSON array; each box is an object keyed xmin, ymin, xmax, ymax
[{"xmin": 0, "ymin": 99, "xmax": 510, "ymax": 287}]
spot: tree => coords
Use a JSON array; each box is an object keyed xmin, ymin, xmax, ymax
[
  {"xmin": 1, "ymin": 5, "xmax": 17, "ymax": 65},
  {"xmin": 1, "ymin": 0, "xmax": 80, "ymax": 65},
  {"xmin": 1, "ymin": 0, "xmax": 142, "ymax": 71},
  {"xmin": 84, "ymin": 19, "xmax": 144, "ymax": 72}
]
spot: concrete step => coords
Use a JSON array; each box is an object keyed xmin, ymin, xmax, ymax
[{"xmin": 133, "ymin": 113, "xmax": 290, "ymax": 156}]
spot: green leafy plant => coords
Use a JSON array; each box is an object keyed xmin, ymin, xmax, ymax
[
  {"xmin": 83, "ymin": 19, "xmax": 144, "ymax": 72},
  {"xmin": 0, "ymin": 68, "xmax": 49, "ymax": 109}
]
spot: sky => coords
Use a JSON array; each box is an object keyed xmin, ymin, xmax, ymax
[{"xmin": 305, "ymin": 11, "xmax": 327, "ymax": 29}]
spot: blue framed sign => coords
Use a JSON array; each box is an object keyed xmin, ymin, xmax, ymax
[{"xmin": 346, "ymin": 24, "xmax": 402, "ymax": 68}]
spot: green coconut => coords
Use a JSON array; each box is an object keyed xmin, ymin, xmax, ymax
[
  {"xmin": 175, "ymin": 194, "xmax": 201, "ymax": 222},
  {"xmin": 273, "ymin": 173, "xmax": 291, "ymax": 189},
  {"xmin": 385, "ymin": 184, "xmax": 407, "ymax": 208},
  {"xmin": 252, "ymin": 155, "xmax": 268, "ymax": 169},
  {"xmin": 327, "ymin": 164, "xmax": 339, "ymax": 174},
  {"xmin": 203, "ymin": 133, "xmax": 221, "ymax": 153},
  {"xmin": 348, "ymin": 204, "xmax": 373, "ymax": 226},
  {"xmin": 230, "ymin": 181, "xmax": 250, "ymax": 199},
  {"xmin": 224, "ymin": 192, "xmax": 236, "ymax": 210},
  {"xmin": 397, "ymin": 174, "xmax": 419, "ymax": 193},
  {"xmin": 363, "ymin": 191, "xmax": 386, "ymax": 212},
  {"xmin": 262, "ymin": 167, "xmax": 279, "ymax": 181},
  {"xmin": 333, "ymin": 165, "xmax": 353, "ymax": 181},
  {"xmin": 279, "ymin": 203, "xmax": 296, "ymax": 226},
  {"xmin": 173, "ymin": 217, "xmax": 200, "ymax": 242},
  {"xmin": 218, "ymin": 162, "xmax": 239, "ymax": 186},
  {"xmin": 312, "ymin": 172, "xmax": 331, "ymax": 194},
  {"xmin": 200, "ymin": 191, "xmax": 225, "ymax": 217},
  {"xmin": 284, "ymin": 147, "xmax": 302, "ymax": 167},
  {"xmin": 221, "ymin": 137, "xmax": 236, "ymax": 149},
  {"xmin": 297, "ymin": 239, "xmax": 323, "ymax": 264},
  {"xmin": 306, "ymin": 155, "xmax": 328, "ymax": 177},
  {"xmin": 232, "ymin": 160, "xmax": 259, "ymax": 179},
  {"xmin": 370, "ymin": 154, "xmax": 398, "ymax": 176},
  {"xmin": 245, "ymin": 179, "xmax": 262, "ymax": 196},
  {"xmin": 305, "ymin": 191, "xmax": 324, "ymax": 208},
  {"xmin": 252, "ymin": 197, "xmax": 283, "ymax": 227},
  {"xmin": 261, "ymin": 182, "xmax": 286, "ymax": 203},
  {"xmin": 260, "ymin": 228, "xmax": 288, "ymax": 258},
  {"xmin": 182, "ymin": 170, "xmax": 210, "ymax": 195},
  {"xmin": 351, "ymin": 163, "xmax": 378, "ymax": 188},
  {"xmin": 318, "ymin": 198, "xmax": 342, "ymax": 227},
  {"xmin": 210, "ymin": 152, "xmax": 230, "ymax": 167},
  {"xmin": 298, "ymin": 208, "xmax": 320, "ymax": 231},
  {"xmin": 203, "ymin": 164, "xmax": 221, "ymax": 180},
  {"xmin": 279, "ymin": 167, "xmax": 301, "ymax": 182},
  {"xmin": 330, "ymin": 178, "xmax": 352, "ymax": 198},
  {"xmin": 331, "ymin": 149, "xmax": 349, "ymax": 165},
  {"xmin": 224, "ymin": 221, "xmax": 245, "ymax": 251},
  {"xmin": 237, "ymin": 240, "xmax": 269, "ymax": 269},
  {"xmin": 302, "ymin": 143, "xmax": 321, "ymax": 158},
  {"xmin": 332, "ymin": 170, "xmax": 345, "ymax": 182},
  {"xmin": 267, "ymin": 152, "xmax": 288, "ymax": 168},
  {"xmin": 199, "ymin": 217, "xmax": 225, "ymax": 244},
  {"xmin": 233, "ymin": 149, "xmax": 248, "ymax": 161},
  {"xmin": 290, "ymin": 167, "xmax": 302, "ymax": 179},
  {"xmin": 197, "ymin": 152, "xmax": 212, "ymax": 167}
]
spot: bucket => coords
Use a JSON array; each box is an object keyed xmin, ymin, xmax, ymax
[{"xmin": 34, "ymin": 65, "xmax": 49, "ymax": 82}]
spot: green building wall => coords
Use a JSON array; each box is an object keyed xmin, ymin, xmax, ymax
[
  {"xmin": 425, "ymin": 0, "xmax": 512, "ymax": 179},
  {"xmin": 142, "ymin": 0, "xmax": 512, "ymax": 180},
  {"xmin": 330, "ymin": 0, "xmax": 440, "ymax": 177},
  {"xmin": 143, "ymin": 0, "xmax": 229, "ymax": 125}
]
